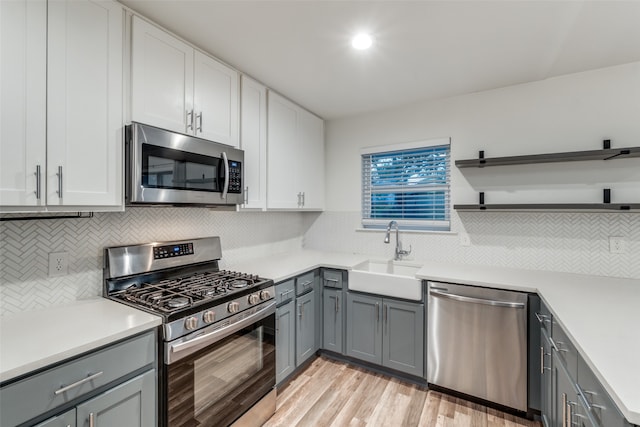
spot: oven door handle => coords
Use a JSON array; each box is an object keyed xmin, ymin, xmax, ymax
[{"xmin": 167, "ymin": 301, "xmax": 276, "ymax": 363}]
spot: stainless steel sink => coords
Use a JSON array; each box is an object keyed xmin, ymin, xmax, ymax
[{"xmin": 349, "ymin": 259, "xmax": 423, "ymax": 300}]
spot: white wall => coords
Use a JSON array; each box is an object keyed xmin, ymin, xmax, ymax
[{"xmin": 304, "ymin": 62, "xmax": 640, "ymax": 279}]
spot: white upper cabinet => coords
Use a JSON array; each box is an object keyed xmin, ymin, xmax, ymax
[
  {"xmin": 239, "ymin": 76, "xmax": 267, "ymax": 210},
  {"xmin": 0, "ymin": 0, "xmax": 47, "ymax": 208},
  {"xmin": 297, "ymin": 108, "xmax": 325, "ymax": 210},
  {"xmin": 267, "ymin": 91, "xmax": 325, "ymax": 211},
  {"xmin": 0, "ymin": 0, "xmax": 123, "ymax": 212},
  {"xmin": 47, "ymin": 0, "xmax": 123, "ymax": 208},
  {"xmin": 194, "ymin": 52, "xmax": 239, "ymax": 146},
  {"xmin": 131, "ymin": 16, "xmax": 193, "ymax": 135},
  {"xmin": 131, "ymin": 17, "xmax": 239, "ymax": 147}
]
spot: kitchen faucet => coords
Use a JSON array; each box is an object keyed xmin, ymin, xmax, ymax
[{"xmin": 384, "ymin": 220, "xmax": 412, "ymax": 261}]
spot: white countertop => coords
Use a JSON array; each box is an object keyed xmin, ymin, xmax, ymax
[{"xmin": 0, "ymin": 298, "xmax": 162, "ymax": 383}]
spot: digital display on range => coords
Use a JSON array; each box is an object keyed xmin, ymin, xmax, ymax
[{"xmin": 153, "ymin": 243, "xmax": 194, "ymax": 260}]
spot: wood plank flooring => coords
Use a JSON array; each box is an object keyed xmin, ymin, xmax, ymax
[{"xmin": 264, "ymin": 357, "xmax": 542, "ymax": 427}]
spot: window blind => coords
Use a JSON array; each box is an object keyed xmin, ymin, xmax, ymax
[{"xmin": 362, "ymin": 144, "xmax": 450, "ymax": 231}]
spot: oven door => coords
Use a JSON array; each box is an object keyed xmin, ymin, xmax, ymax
[
  {"xmin": 163, "ymin": 301, "xmax": 276, "ymax": 427},
  {"xmin": 127, "ymin": 122, "xmax": 243, "ymax": 206}
]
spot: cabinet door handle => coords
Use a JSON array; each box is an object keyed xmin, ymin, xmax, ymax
[
  {"xmin": 375, "ymin": 302, "xmax": 379, "ymax": 322},
  {"xmin": 276, "ymin": 315, "xmax": 280, "ymax": 333},
  {"xmin": 186, "ymin": 110, "xmax": 194, "ymax": 131},
  {"xmin": 89, "ymin": 412, "xmax": 95, "ymax": 427},
  {"xmin": 54, "ymin": 371, "xmax": 104, "ymax": 395},
  {"xmin": 297, "ymin": 192, "xmax": 302, "ymax": 207},
  {"xmin": 336, "ymin": 295, "xmax": 340, "ymax": 313},
  {"xmin": 196, "ymin": 111, "xmax": 203, "ymax": 132},
  {"xmin": 562, "ymin": 393, "xmax": 567, "ymax": 427},
  {"xmin": 34, "ymin": 165, "xmax": 42, "ymax": 200},
  {"xmin": 540, "ymin": 346, "xmax": 551, "ymax": 373},
  {"xmin": 302, "ymin": 192, "xmax": 305, "ymax": 207},
  {"xmin": 56, "ymin": 166, "xmax": 63, "ymax": 199},
  {"xmin": 244, "ymin": 186, "xmax": 249, "ymax": 205}
]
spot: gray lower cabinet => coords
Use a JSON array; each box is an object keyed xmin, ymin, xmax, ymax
[
  {"xmin": 1, "ymin": 331, "xmax": 156, "ymax": 427},
  {"xmin": 382, "ymin": 299, "xmax": 424, "ymax": 377},
  {"xmin": 35, "ymin": 409, "xmax": 76, "ymax": 427},
  {"xmin": 275, "ymin": 299, "xmax": 296, "ymax": 384},
  {"xmin": 295, "ymin": 290, "xmax": 316, "ymax": 365},
  {"xmin": 346, "ymin": 292, "xmax": 424, "ymax": 377},
  {"xmin": 346, "ymin": 293, "xmax": 382, "ymax": 365},
  {"xmin": 76, "ymin": 369, "xmax": 155, "ymax": 427},
  {"xmin": 322, "ymin": 287, "xmax": 343, "ymax": 353},
  {"xmin": 537, "ymin": 302, "xmax": 633, "ymax": 427}
]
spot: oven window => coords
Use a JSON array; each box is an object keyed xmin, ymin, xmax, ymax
[
  {"xmin": 142, "ymin": 143, "xmax": 221, "ymax": 192},
  {"xmin": 166, "ymin": 316, "xmax": 276, "ymax": 427}
]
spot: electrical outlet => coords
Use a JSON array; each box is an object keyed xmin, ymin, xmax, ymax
[
  {"xmin": 609, "ymin": 236, "xmax": 626, "ymax": 254},
  {"xmin": 48, "ymin": 252, "xmax": 69, "ymax": 277},
  {"xmin": 459, "ymin": 233, "xmax": 471, "ymax": 247}
]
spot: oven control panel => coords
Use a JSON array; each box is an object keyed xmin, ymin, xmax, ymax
[
  {"xmin": 153, "ymin": 242, "xmax": 194, "ymax": 260},
  {"xmin": 228, "ymin": 161, "xmax": 242, "ymax": 194}
]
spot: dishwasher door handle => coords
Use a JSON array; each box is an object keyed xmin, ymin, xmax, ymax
[{"xmin": 429, "ymin": 289, "xmax": 525, "ymax": 309}]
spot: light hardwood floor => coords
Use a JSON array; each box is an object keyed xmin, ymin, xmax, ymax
[{"xmin": 264, "ymin": 356, "xmax": 542, "ymax": 427}]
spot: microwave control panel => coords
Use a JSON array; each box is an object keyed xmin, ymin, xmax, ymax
[{"xmin": 228, "ymin": 161, "xmax": 242, "ymax": 193}]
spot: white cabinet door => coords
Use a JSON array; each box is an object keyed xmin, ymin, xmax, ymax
[
  {"xmin": 267, "ymin": 92, "xmax": 299, "ymax": 209},
  {"xmin": 297, "ymin": 108, "xmax": 325, "ymax": 210},
  {"xmin": 131, "ymin": 16, "xmax": 193, "ymax": 134},
  {"xmin": 194, "ymin": 51, "xmax": 239, "ymax": 147},
  {"xmin": 47, "ymin": 0, "xmax": 123, "ymax": 207},
  {"xmin": 240, "ymin": 76, "xmax": 267, "ymax": 210},
  {"xmin": 0, "ymin": 0, "xmax": 47, "ymax": 209}
]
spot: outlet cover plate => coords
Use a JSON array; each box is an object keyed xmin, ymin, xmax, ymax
[
  {"xmin": 459, "ymin": 233, "xmax": 471, "ymax": 247},
  {"xmin": 609, "ymin": 236, "xmax": 626, "ymax": 254},
  {"xmin": 48, "ymin": 252, "xmax": 69, "ymax": 277}
]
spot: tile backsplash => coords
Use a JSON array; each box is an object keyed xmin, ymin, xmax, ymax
[
  {"xmin": 303, "ymin": 211, "xmax": 640, "ymax": 280},
  {"xmin": 2, "ymin": 208, "xmax": 638, "ymax": 316},
  {"xmin": 0, "ymin": 209, "xmax": 308, "ymax": 316}
]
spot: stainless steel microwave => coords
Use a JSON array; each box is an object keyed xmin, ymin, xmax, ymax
[{"xmin": 125, "ymin": 122, "xmax": 244, "ymax": 206}]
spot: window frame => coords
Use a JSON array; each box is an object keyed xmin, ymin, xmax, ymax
[{"xmin": 360, "ymin": 138, "xmax": 451, "ymax": 231}]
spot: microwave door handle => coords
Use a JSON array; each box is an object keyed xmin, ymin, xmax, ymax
[{"xmin": 221, "ymin": 151, "xmax": 229, "ymax": 199}]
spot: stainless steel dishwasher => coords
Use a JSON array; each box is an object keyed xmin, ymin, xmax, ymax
[{"xmin": 427, "ymin": 281, "xmax": 528, "ymax": 411}]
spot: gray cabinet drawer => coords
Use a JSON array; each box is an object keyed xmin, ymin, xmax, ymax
[
  {"xmin": 295, "ymin": 271, "xmax": 315, "ymax": 296},
  {"xmin": 551, "ymin": 320, "xmax": 578, "ymax": 379},
  {"xmin": 34, "ymin": 408, "xmax": 76, "ymax": 427},
  {"xmin": 0, "ymin": 331, "xmax": 155, "ymax": 427},
  {"xmin": 577, "ymin": 355, "xmax": 627, "ymax": 427},
  {"xmin": 275, "ymin": 279, "xmax": 295, "ymax": 306},
  {"xmin": 322, "ymin": 269, "xmax": 344, "ymax": 289}
]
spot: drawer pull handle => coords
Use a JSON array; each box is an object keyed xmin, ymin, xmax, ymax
[
  {"xmin": 325, "ymin": 278, "xmax": 339, "ymax": 285},
  {"xmin": 54, "ymin": 371, "xmax": 104, "ymax": 395},
  {"xmin": 299, "ymin": 280, "xmax": 313, "ymax": 288},
  {"xmin": 535, "ymin": 312, "xmax": 551, "ymax": 324}
]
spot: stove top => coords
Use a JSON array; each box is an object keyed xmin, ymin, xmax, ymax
[{"xmin": 111, "ymin": 270, "xmax": 266, "ymax": 315}]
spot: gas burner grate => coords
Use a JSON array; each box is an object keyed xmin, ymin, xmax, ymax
[{"xmin": 113, "ymin": 270, "xmax": 264, "ymax": 313}]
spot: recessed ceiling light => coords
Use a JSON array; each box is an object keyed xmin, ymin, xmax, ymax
[{"xmin": 351, "ymin": 33, "xmax": 373, "ymax": 50}]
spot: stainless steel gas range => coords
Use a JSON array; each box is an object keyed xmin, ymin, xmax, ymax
[{"xmin": 103, "ymin": 237, "xmax": 276, "ymax": 427}]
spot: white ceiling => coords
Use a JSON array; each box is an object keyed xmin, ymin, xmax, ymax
[{"xmin": 119, "ymin": 0, "xmax": 640, "ymax": 120}]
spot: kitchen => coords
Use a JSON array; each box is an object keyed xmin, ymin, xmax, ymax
[{"xmin": 1, "ymin": 1, "xmax": 639, "ymax": 427}]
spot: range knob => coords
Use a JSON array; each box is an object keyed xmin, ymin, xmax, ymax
[
  {"xmin": 259, "ymin": 290, "xmax": 271, "ymax": 300},
  {"xmin": 248, "ymin": 294, "xmax": 260, "ymax": 305},
  {"xmin": 202, "ymin": 310, "xmax": 216, "ymax": 323},
  {"xmin": 184, "ymin": 316, "xmax": 198, "ymax": 330},
  {"xmin": 227, "ymin": 302, "xmax": 240, "ymax": 313}
]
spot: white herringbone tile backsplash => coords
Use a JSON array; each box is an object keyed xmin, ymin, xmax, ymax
[
  {"xmin": 303, "ymin": 211, "xmax": 640, "ymax": 280},
  {"xmin": 0, "ymin": 209, "xmax": 306, "ymax": 316},
  {"xmin": 2, "ymin": 209, "xmax": 639, "ymax": 315}
]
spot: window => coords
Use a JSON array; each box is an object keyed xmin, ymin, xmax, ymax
[{"xmin": 361, "ymin": 139, "xmax": 450, "ymax": 231}]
